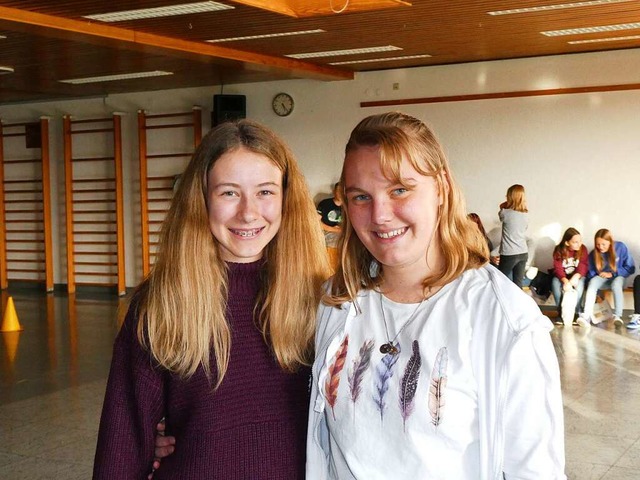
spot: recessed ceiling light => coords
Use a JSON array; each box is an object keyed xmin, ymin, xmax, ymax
[
  {"xmin": 329, "ymin": 54, "xmax": 432, "ymax": 65},
  {"xmin": 568, "ymin": 34, "xmax": 640, "ymax": 43},
  {"xmin": 59, "ymin": 70, "xmax": 173, "ymax": 84},
  {"xmin": 207, "ymin": 29, "xmax": 325, "ymax": 43},
  {"xmin": 0, "ymin": 66, "xmax": 14, "ymax": 75},
  {"xmin": 287, "ymin": 45, "xmax": 401, "ymax": 59},
  {"xmin": 488, "ymin": 0, "xmax": 634, "ymax": 16},
  {"xmin": 83, "ymin": 1, "xmax": 233, "ymax": 22},
  {"xmin": 542, "ymin": 22, "xmax": 640, "ymax": 36}
]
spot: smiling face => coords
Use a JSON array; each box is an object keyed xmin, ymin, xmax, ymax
[
  {"xmin": 566, "ymin": 234, "xmax": 582, "ymax": 252},
  {"xmin": 343, "ymin": 145, "xmax": 444, "ymax": 277},
  {"xmin": 595, "ymin": 237, "xmax": 611, "ymax": 254},
  {"xmin": 206, "ymin": 147, "xmax": 283, "ymax": 263}
]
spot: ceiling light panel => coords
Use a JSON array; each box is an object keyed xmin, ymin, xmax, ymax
[
  {"xmin": 568, "ymin": 34, "xmax": 640, "ymax": 43},
  {"xmin": 330, "ymin": 54, "xmax": 432, "ymax": 65},
  {"xmin": 488, "ymin": 0, "xmax": 634, "ymax": 16},
  {"xmin": 84, "ymin": 1, "xmax": 233, "ymax": 22},
  {"xmin": 59, "ymin": 71, "xmax": 173, "ymax": 84},
  {"xmin": 542, "ymin": 22, "xmax": 640, "ymax": 36},
  {"xmin": 207, "ymin": 29, "xmax": 325, "ymax": 43},
  {"xmin": 287, "ymin": 46, "xmax": 401, "ymax": 59}
]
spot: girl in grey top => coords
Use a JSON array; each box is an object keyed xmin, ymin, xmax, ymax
[{"xmin": 498, "ymin": 184, "xmax": 528, "ymax": 288}]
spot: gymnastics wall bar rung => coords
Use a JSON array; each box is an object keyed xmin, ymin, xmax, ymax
[
  {"xmin": 2, "ymin": 159, "xmax": 40, "ymax": 164},
  {"xmin": 147, "ymin": 175, "xmax": 177, "ymax": 181},
  {"xmin": 73, "ymin": 209, "xmax": 117, "ymax": 214},
  {"xmin": 74, "ymin": 240, "xmax": 117, "ymax": 245},
  {"xmin": 145, "ymin": 112, "xmax": 195, "ymax": 119},
  {"xmin": 3, "ymin": 199, "xmax": 42, "ymax": 204},
  {"xmin": 74, "ymin": 177, "xmax": 115, "ymax": 183},
  {"xmin": 6, "ymin": 208, "xmax": 42, "ymax": 213},
  {"xmin": 63, "ymin": 114, "xmax": 126, "ymax": 295},
  {"xmin": 147, "ymin": 153, "xmax": 192, "ymax": 159},
  {"xmin": 73, "ymin": 250, "xmax": 117, "ymax": 255},
  {"xmin": 4, "ymin": 188, "xmax": 42, "ymax": 194},
  {"xmin": 74, "ymin": 261, "xmax": 118, "ymax": 266},
  {"xmin": 72, "ymin": 199, "xmax": 115, "ymax": 204},
  {"xmin": 0, "ymin": 117, "xmax": 53, "ymax": 291},
  {"xmin": 7, "ymin": 268, "xmax": 45, "ymax": 273},
  {"xmin": 138, "ymin": 106, "xmax": 202, "ymax": 276},
  {"xmin": 72, "ymin": 188, "xmax": 116, "ymax": 194},
  {"xmin": 72, "ymin": 220, "xmax": 116, "ymax": 225},
  {"xmin": 71, "ymin": 156, "xmax": 115, "ymax": 162},
  {"xmin": 3, "ymin": 179, "xmax": 41, "ymax": 184}
]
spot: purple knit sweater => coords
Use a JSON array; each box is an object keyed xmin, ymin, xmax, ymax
[{"xmin": 93, "ymin": 261, "xmax": 310, "ymax": 479}]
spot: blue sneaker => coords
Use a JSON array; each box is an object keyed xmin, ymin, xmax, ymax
[{"xmin": 626, "ymin": 314, "xmax": 640, "ymax": 329}]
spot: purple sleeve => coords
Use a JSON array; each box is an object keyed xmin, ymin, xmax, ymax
[
  {"xmin": 93, "ymin": 304, "xmax": 165, "ymax": 479},
  {"xmin": 576, "ymin": 246, "xmax": 589, "ymax": 277},
  {"xmin": 552, "ymin": 252, "xmax": 566, "ymax": 280}
]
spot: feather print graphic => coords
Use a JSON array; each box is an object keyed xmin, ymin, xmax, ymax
[
  {"xmin": 399, "ymin": 340, "xmax": 421, "ymax": 430},
  {"xmin": 324, "ymin": 335, "xmax": 349, "ymax": 420},
  {"xmin": 373, "ymin": 345, "xmax": 402, "ymax": 422},
  {"xmin": 428, "ymin": 347, "xmax": 448, "ymax": 428},
  {"xmin": 348, "ymin": 339, "xmax": 375, "ymax": 405}
]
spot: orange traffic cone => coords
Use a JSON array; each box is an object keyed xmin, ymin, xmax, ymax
[
  {"xmin": 1, "ymin": 297, "xmax": 23, "ymax": 332},
  {"xmin": 2, "ymin": 331, "xmax": 20, "ymax": 363}
]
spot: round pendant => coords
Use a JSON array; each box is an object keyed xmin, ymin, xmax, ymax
[{"xmin": 380, "ymin": 343, "xmax": 399, "ymax": 355}]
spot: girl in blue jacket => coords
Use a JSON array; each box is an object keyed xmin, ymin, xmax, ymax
[{"xmin": 578, "ymin": 229, "xmax": 635, "ymax": 327}]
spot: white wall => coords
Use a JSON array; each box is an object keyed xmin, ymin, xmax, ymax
[{"xmin": 2, "ymin": 47, "xmax": 639, "ymax": 288}]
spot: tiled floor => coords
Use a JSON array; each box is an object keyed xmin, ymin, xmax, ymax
[{"xmin": 1, "ymin": 290, "xmax": 640, "ymax": 479}]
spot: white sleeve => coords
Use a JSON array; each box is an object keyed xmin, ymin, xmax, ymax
[{"xmin": 502, "ymin": 328, "xmax": 567, "ymax": 479}]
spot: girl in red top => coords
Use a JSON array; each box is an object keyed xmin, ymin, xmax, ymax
[{"xmin": 551, "ymin": 227, "xmax": 588, "ymax": 325}]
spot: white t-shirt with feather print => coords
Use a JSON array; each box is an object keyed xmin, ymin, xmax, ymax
[{"xmin": 317, "ymin": 282, "xmax": 480, "ymax": 480}]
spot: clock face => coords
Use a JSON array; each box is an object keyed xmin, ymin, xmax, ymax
[{"xmin": 272, "ymin": 93, "xmax": 294, "ymax": 117}]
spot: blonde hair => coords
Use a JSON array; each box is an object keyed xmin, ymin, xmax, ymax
[
  {"xmin": 135, "ymin": 120, "xmax": 330, "ymax": 386},
  {"xmin": 504, "ymin": 184, "xmax": 528, "ymax": 213},
  {"xmin": 593, "ymin": 228, "xmax": 617, "ymax": 273},
  {"xmin": 326, "ymin": 112, "xmax": 488, "ymax": 305}
]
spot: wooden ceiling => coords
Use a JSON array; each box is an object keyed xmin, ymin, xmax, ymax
[{"xmin": 1, "ymin": 0, "xmax": 639, "ymax": 104}]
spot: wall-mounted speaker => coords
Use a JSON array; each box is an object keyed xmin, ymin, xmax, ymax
[
  {"xmin": 212, "ymin": 94, "xmax": 246, "ymax": 126},
  {"xmin": 25, "ymin": 122, "xmax": 42, "ymax": 149}
]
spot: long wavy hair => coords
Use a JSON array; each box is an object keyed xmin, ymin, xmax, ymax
[
  {"xmin": 593, "ymin": 228, "xmax": 617, "ymax": 273},
  {"xmin": 326, "ymin": 112, "xmax": 488, "ymax": 305},
  {"xmin": 553, "ymin": 227, "xmax": 582, "ymax": 261},
  {"xmin": 135, "ymin": 120, "xmax": 330, "ymax": 386},
  {"xmin": 504, "ymin": 184, "xmax": 528, "ymax": 212}
]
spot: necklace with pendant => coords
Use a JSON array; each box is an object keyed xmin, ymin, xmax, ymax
[{"xmin": 378, "ymin": 290, "xmax": 428, "ymax": 355}]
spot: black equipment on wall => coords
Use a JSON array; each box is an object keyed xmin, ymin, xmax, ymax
[
  {"xmin": 25, "ymin": 122, "xmax": 42, "ymax": 149},
  {"xmin": 212, "ymin": 94, "xmax": 246, "ymax": 126}
]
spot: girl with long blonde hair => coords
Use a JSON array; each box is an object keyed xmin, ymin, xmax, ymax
[
  {"xmin": 498, "ymin": 183, "xmax": 529, "ymax": 288},
  {"xmin": 94, "ymin": 120, "xmax": 330, "ymax": 479},
  {"xmin": 578, "ymin": 228, "xmax": 635, "ymax": 328},
  {"xmin": 307, "ymin": 112, "xmax": 565, "ymax": 479}
]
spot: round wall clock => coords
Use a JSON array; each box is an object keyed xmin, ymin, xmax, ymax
[{"xmin": 272, "ymin": 93, "xmax": 294, "ymax": 117}]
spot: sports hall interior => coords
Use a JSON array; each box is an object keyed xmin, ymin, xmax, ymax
[{"xmin": 1, "ymin": 1, "xmax": 640, "ymax": 479}]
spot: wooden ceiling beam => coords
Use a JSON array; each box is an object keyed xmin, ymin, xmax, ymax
[{"xmin": 0, "ymin": 5, "xmax": 353, "ymax": 81}]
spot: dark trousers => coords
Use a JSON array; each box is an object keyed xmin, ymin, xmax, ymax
[
  {"xmin": 634, "ymin": 275, "xmax": 640, "ymax": 314},
  {"xmin": 499, "ymin": 253, "xmax": 528, "ymax": 289}
]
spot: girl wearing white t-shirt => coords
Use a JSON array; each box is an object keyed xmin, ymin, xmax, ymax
[{"xmin": 306, "ymin": 112, "xmax": 566, "ymax": 480}]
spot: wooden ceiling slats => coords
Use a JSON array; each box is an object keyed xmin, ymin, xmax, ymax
[{"xmin": 1, "ymin": 0, "xmax": 640, "ymax": 103}]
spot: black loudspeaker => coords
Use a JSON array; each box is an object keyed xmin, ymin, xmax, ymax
[
  {"xmin": 25, "ymin": 122, "xmax": 42, "ymax": 149},
  {"xmin": 212, "ymin": 94, "xmax": 246, "ymax": 126}
]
